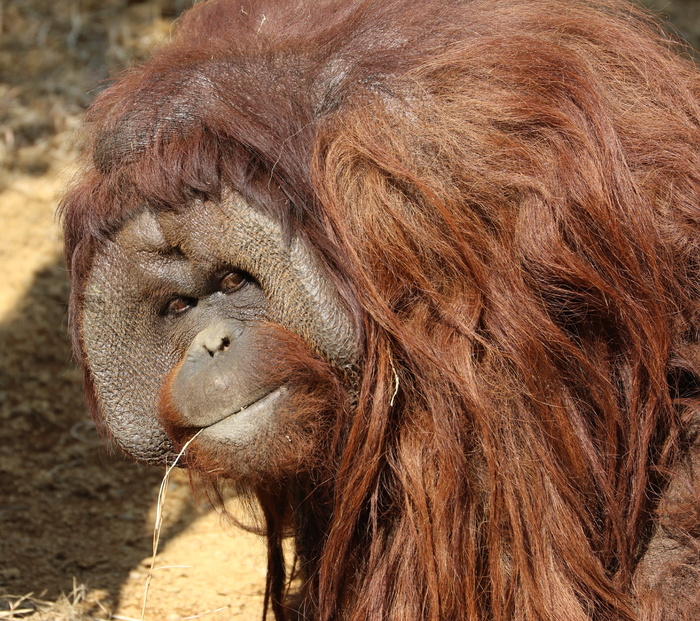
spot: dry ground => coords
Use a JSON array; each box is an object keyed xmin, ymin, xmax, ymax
[{"xmin": 0, "ymin": 1, "xmax": 697, "ymax": 620}]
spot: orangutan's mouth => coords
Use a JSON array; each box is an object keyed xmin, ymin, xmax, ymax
[{"xmin": 200, "ymin": 385, "xmax": 289, "ymax": 437}]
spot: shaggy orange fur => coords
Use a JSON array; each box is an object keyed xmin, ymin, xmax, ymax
[{"xmin": 62, "ymin": 0, "xmax": 700, "ymax": 619}]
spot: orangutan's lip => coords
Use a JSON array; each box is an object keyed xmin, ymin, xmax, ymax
[{"xmin": 202, "ymin": 385, "xmax": 289, "ymax": 435}]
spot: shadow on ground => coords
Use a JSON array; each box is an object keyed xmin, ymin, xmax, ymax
[{"xmin": 0, "ymin": 257, "xmax": 203, "ymax": 613}]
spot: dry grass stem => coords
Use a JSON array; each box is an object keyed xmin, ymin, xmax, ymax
[{"xmin": 140, "ymin": 430, "xmax": 203, "ymax": 621}]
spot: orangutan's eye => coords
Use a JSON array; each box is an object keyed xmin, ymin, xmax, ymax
[
  {"xmin": 163, "ymin": 296, "xmax": 196, "ymax": 317},
  {"xmin": 219, "ymin": 271, "xmax": 246, "ymax": 294}
]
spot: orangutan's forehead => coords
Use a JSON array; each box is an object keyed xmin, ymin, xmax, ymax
[
  {"xmin": 104, "ymin": 193, "xmax": 270, "ymax": 256},
  {"xmin": 110, "ymin": 210, "xmax": 169, "ymax": 254}
]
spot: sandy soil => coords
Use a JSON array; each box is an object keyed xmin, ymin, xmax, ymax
[{"xmin": 0, "ymin": 1, "xmax": 697, "ymax": 620}]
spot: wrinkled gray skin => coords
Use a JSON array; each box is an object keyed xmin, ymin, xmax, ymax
[{"xmin": 82, "ymin": 189, "xmax": 357, "ymax": 466}]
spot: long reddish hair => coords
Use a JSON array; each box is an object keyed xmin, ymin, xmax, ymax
[{"xmin": 62, "ymin": 1, "xmax": 700, "ymax": 619}]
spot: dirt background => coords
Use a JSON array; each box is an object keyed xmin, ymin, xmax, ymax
[{"xmin": 0, "ymin": 1, "xmax": 698, "ymax": 620}]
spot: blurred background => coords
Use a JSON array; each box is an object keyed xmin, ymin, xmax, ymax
[{"xmin": 0, "ymin": 1, "xmax": 698, "ymax": 620}]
